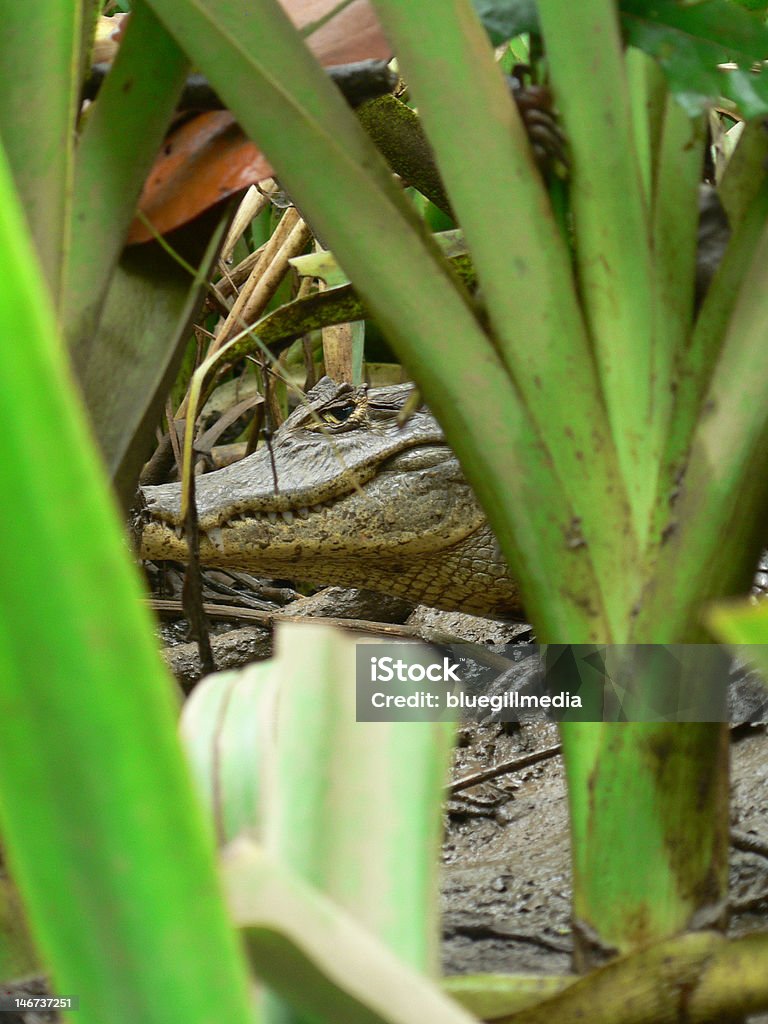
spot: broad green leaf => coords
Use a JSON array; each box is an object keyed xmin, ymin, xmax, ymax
[
  {"xmin": 65, "ymin": 3, "xmax": 190, "ymax": 356},
  {"xmin": 0, "ymin": 1, "xmax": 83, "ymax": 303},
  {"xmin": 539, "ymin": 0, "xmax": 658, "ymax": 543},
  {"xmin": 181, "ymin": 665, "xmax": 275, "ymax": 845},
  {"xmin": 622, "ymin": 0, "xmax": 768, "ymax": 117},
  {"xmin": 719, "ymin": 117, "xmax": 768, "ymax": 226},
  {"xmin": 730, "ymin": 0, "xmax": 768, "ymax": 11},
  {"xmin": 561, "ymin": 720, "xmax": 728, "ymax": 955},
  {"xmin": 635, "ymin": 204, "xmax": 768, "ymax": 642},
  {"xmin": 659, "ymin": 179, "xmax": 768, "ymax": 512},
  {"xmin": 182, "ymin": 624, "xmax": 453, "ymax": 973},
  {"xmin": 651, "ymin": 101, "xmax": 706, "ymax": 388},
  {"xmin": 368, "ymin": 0, "xmax": 638, "ymax": 639},
  {"xmin": 471, "ymin": 0, "xmax": 540, "ymax": 42},
  {"xmin": 0, "ymin": 138, "xmax": 253, "ymax": 1024},
  {"xmin": 475, "ymin": 1, "xmax": 768, "ymax": 116},
  {"xmin": 78, "ymin": 208, "xmax": 232, "ymax": 508},
  {"xmin": 224, "ymin": 840, "xmax": 478, "ymax": 1024},
  {"xmin": 264, "ymin": 625, "xmax": 452, "ymax": 971}
]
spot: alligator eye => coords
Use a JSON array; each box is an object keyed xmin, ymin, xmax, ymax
[{"xmin": 320, "ymin": 402, "xmax": 357, "ymax": 425}]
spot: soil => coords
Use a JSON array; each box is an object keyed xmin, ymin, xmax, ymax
[{"xmin": 443, "ymin": 719, "xmax": 768, "ymax": 983}]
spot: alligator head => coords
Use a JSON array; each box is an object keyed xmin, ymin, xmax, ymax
[{"xmin": 139, "ymin": 377, "xmax": 522, "ymax": 619}]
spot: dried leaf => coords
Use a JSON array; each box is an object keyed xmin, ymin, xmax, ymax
[
  {"xmin": 127, "ymin": 112, "xmax": 271, "ymax": 244},
  {"xmin": 130, "ymin": 0, "xmax": 391, "ymax": 242}
]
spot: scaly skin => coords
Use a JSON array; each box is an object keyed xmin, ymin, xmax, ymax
[{"xmin": 139, "ymin": 377, "xmax": 522, "ymax": 619}]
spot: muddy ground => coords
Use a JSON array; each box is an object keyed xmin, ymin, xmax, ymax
[{"xmin": 443, "ymin": 719, "xmax": 768, "ymax": 980}]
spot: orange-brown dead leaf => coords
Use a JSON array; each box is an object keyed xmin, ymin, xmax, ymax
[
  {"xmin": 127, "ymin": 0, "xmax": 391, "ymax": 244},
  {"xmin": 127, "ymin": 113, "xmax": 272, "ymax": 245}
]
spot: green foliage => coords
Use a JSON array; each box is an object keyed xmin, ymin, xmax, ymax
[
  {"xmin": 622, "ymin": 0, "xmax": 768, "ymax": 116},
  {"xmin": 0, "ymin": 132, "xmax": 253, "ymax": 1023},
  {"xmin": 2, "ymin": 0, "xmax": 768, "ymax": 1019},
  {"xmin": 65, "ymin": 4, "xmax": 189, "ymax": 349},
  {"xmin": 182, "ymin": 624, "xmax": 453, "ymax": 977},
  {"xmin": 0, "ymin": 2, "xmax": 83, "ymax": 302},
  {"xmin": 224, "ymin": 842, "xmax": 477, "ymax": 1024},
  {"xmin": 476, "ymin": 0, "xmax": 768, "ymax": 116},
  {"xmin": 472, "ymin": 0, "xmax": 540, "ymax": 41}
]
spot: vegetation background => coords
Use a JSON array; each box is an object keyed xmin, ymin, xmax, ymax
[{"xmin": 2, "ymin": 1, "xmax": 768, "ymax": 1022}]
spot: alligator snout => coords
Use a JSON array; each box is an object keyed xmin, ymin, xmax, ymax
[{"xmin": 140, "ymin": 482, "xmax": 183, "ymax": 526}]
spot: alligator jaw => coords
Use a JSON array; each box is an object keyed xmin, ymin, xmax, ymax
[
  {"xmin": 138, "ymin": 377, "xmax": 524, "ymax": 619},
  {"xmin": 140, "ymin": 443, "xmax": 472, "ymax": 566}
]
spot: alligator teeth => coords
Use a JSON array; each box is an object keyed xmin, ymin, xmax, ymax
[
  {"xmin": 267, "ymin": 511, "xmax": 278, "ymax": 524},
  {"xmin": 207, "ymin": 527, "xmax": 225, "ymax": 550},
  {"xmin": 174, "ymin": 525, "xmax": 184, "ymax": 539},
  {"xmin": 296, "ymin": 507, "xmax": 311, "ymax": 519},
  {"xmin": 281, "ymin": 510, "xmax": 295, "ymax": 524}
]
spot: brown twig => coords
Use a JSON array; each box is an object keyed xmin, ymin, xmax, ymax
[{"xmin": 448, "ymin": 744, "xmax": 563, "ymax": 795}]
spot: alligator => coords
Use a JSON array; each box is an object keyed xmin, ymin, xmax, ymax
[{"xmin": 139, "ymin": 377, "xmax": 523, "ymax": 619}]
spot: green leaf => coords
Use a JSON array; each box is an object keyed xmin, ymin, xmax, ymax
[
  {"xmin": 621, "ymin": 0, "xmax": 768, "ymax": 117},
  {"xmin": 562, "ymin": 720, "xmax": 728, "ymax": 953},
  {"xmin": 636, "ymin": 206, "xmax": 768, "ymax": 642},
  {"xmin": 182, "ymin": 624, "xmax": 453, "ymax": 972},
  {"xmin": 538, "ymin": 0, "xmax": 656, "ymax": 544},
  {"xmin": 64, "ymin": 2, "xmax": 190, "ymax": 354},
  {"xmin": 78, "ymin": 208, "xmax": 232, "ymax": 507},
  {"xmin": 444, "ymin": 973, "xmax": 573, "ymax": 1017},
  {"xmin": 729, "ymin": 0, "xmax": 768, "ymax": 12},
  {"xmin": 474, "ymin": 1, "xmax": 768, "ymax": 115},
  {"xmin": 471, "ymin": 0, "xmax": 540, "ymax": 42},
  {"xmin": 224, "ymin": 840, "xmax": 478, "ymax": 1024},
  {"xmin": 181, "ymin": 666, "xmax": 274, "ymax": 845},
  {"xmin": 0, "ymin": 1, "xmax": 83, "ymax": 303},
  {"xmin": 0, "ymin": 136, "xmax": 253, "ymax": 1024},
  {"xmin": 370, "ymin": 0, "xmax": 639, "ymax": 639},
  {"xmin": 264, "ymin": 625, "xmax": 453, "ymax": 971}
]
